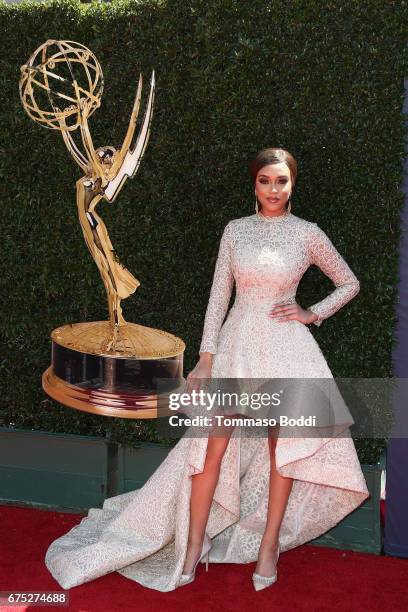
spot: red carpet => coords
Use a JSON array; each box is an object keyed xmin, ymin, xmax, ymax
[{"xmin": 0, "ymin": 503, "xmax": 407, "ymax": 612}]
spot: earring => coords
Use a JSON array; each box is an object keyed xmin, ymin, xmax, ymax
[
  {"xmin": 254, "ymin": 190, "xmax": 259, "ymax": 215},
  {"xmin": 287, "ymin": 193, "xmax": 292, "ymax": 213}
]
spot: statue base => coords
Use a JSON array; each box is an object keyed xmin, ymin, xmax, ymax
[{"xmin": 42, "ymin": 321, "xmax": 186, "ymax": 419}]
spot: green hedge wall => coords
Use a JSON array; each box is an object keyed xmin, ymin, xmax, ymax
[{"xmin": 0, "ymin": 0, "xmax": 407, "ymax": 462}]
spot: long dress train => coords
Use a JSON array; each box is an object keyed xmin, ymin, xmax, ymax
[{"xmin": 45, "ymin": 211, "xmax": 369, "ymax": 591}]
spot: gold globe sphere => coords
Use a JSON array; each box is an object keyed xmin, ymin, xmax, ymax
[{"xmin": 20, "ymin": 39, "xmax": 104, "ymax": 131}]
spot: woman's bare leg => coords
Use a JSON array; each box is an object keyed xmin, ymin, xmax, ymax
[
  {"xmin": 182, "ymin": 421, "xmax": 235, "ymax": 574},
  {"xmin": 255, "ymin": 427, "xmax": 294, "ymax": 576}
]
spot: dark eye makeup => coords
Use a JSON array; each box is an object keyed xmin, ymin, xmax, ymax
[{"xmin": 259, "ymin": 178, "xmax": 288, "ymax": 184}]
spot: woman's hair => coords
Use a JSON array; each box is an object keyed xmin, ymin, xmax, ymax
[{"xmin": 249, "ymin": 148, "xmax": 297, "ymax": 188}]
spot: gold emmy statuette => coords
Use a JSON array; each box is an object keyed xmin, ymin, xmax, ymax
[{"xmin": 20, "ymin": 40, "xmax": 185, "ymax": 419}]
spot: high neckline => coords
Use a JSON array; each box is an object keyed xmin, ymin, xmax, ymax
[{"xmin": 255, "ymin": 210, "xmax": 292, "ymax": 223}]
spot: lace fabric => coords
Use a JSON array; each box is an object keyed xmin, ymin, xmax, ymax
[
  {"xmin": 44, "ymin": 212, "xmax": 369, "ymax": 592},
  {"xmin": 200, "ymin": 212, "xmax": 360, "ymax": 353}
]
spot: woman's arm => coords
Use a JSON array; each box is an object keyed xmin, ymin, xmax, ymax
[
  {"xmin": 199, "ymin": 221, "xmax": 235, "ymax": 353},
  {"xmin": 307, "ymin": 223, "xmax": 360, "ymax": 327}
]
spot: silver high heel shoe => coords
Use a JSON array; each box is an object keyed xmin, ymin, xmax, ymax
[
  {"xmin": 177, "ymin": 533, "xmax": 212, "ymax": 587},
  {"xmin": 252, "ymin": 544, "xmax": 280, "ymax": 592}
]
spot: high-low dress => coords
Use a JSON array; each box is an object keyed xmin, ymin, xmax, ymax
[{"xmin": 44, "ymin": 210, "xmax": 369, "ymax": 591}]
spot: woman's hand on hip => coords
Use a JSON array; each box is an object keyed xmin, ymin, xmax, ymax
[{"xmin": 269, "ymin": 303, "xmax": 318, "ymax": 325}]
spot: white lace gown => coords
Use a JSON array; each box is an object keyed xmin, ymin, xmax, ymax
[{"xmin": 44, "ymin": 211, "xmax": 369, "ymax": 591}]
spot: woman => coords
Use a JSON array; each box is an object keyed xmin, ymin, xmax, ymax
[{"xmin": 45, "ymin": 148, "xmax": 369, "ymax": 592}]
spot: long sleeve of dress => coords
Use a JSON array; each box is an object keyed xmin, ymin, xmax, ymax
[
  {"xmin": 307, "ymin": 223, "xmax": 360, "ymax": 327},
  {"xmin": 199, "ymin": 222, "xmax": 234, "ymax": 354}
]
